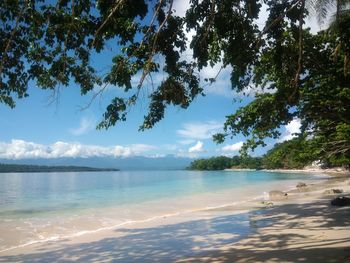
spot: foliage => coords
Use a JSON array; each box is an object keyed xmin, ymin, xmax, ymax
[
  {"xmin": 0, "ymin": 0, "xmax": 201, "ymax": 130},
  {"xmin": 0, "ymin": 163, "xmax": 119, "ymax": 173},
  {"xmin": 262, "ymin": 136, "xmax": 319, "ymax": 169},
  {"xmin": 187, "ymin": 155, "xmax": 263, "ymax": 170},
  {"xmin": 1, "ymin": 0, "xmax": 349, "ymax": 164},
  {"xmin": 189, "ymin": 134, "xmax": 348, "ymax": 171}
]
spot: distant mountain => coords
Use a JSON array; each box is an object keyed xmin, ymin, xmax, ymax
[{"xmin": 0, "ymin": 155, "xmax": 192, "ymax": 170}]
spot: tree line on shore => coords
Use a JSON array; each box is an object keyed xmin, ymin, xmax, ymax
[
  {"xmin": 0, "ymin": 163, "xmax": 119, "ymax": 173},
  {"xmin": 188, "ymin": 136, "xmax": 349, "ymax": 171}
]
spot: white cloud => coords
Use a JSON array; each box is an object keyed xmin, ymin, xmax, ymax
[
  {"xmin": 70, "ymin": 116, "xmax": 96, "ymax": 136},
  {"xmin": 221, "ymin": 141, "xmax": 244, "ymax": 152},
  {"xmin": 0, "ymin": 140, "xmax": 156, "ymax": 159},
  {"xmin": 188, "ymin": 141, "xmax": 204, "ymax": 153},
  {"xmin": 127, "ymin": 144, "xmax": 156, "ymax": 154},
  {"xmin": 178, "ymin": 139, "xmax": 195, "ymax": 145},
  {"xmin": 204, "ymin": 84, "xmax": 234, "ymax": 98},
  {"xmin": 201, "ymin": 65, "xmax": 236, "ymax": 98},
  {"xmin": 147, "ymin": 153, "xmax": 167, "ymax": 158},
  {"xmin": 162, "ymin": 144, "xmax": 178, "ymax": 151},
  {"xmin": 173, "ymin": 0, "xmax": 190, "ymax": 17},
  {"xmin": 279, "ymin": 119, "xmax": 301, "ymax": 142},
  {"xmin": 201, "ymin": 62, "xmax": 225, "ymax": 78},
  {"xmin": 175, "ymin": 149, "xmax": 198, "ymax": 158},
  {"xmin": 177, "ymin": 121, "xmax": 222, "ymax": 140}
]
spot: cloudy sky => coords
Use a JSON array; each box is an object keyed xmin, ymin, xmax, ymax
[{"xmin": 0, "ymin": 0, "xmax": 316, "ymax": 161}]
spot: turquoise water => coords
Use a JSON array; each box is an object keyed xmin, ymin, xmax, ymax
[
  {"xmin": 0, "ymin": 170, "xmax": 326, "ymax": 251},
  {"xmin": 0, "ymin": 171, "xmax": 324, "ymax": 217},
  {"xmin": 0, "ymin": 170, "xmax": 321, "ymax": 217}
]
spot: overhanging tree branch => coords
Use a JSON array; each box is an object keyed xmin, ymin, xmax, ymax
[
  {"xmin": 291, "ymin": 0, "xmax": 305, "ymax": 100},
  {"xmin": 92, "ymin": 0, "xmax": 125, "ymax": 47},
  {"xmin": 137, "ymin": 0, "xmax": 174, "ymax": 90},
  {"xmin": 0, "ymin": 4, "xmax": 27, "ymax": 81}
]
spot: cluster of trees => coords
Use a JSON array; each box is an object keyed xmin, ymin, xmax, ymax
[
  {"xmin": 188, "ymin": 155, "xmax": 262, "ymax": 170},
  {"xmin": 189, "ymin": 135, "xmax": 350, "ymax": 171},
  {"xmin": 0, "ymin": 163, "xmax": 119, "ymax": 173},
  {"xmin": 263, "ymin": 136, "xmax": 319, "ymax": 169},
  {"xmin": 1, "ymin": 1, "xmax": 349, "ymax": 165}
]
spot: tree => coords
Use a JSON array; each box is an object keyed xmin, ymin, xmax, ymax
[
  {"xmin": 1, "ymin": 0, "xmax": 349, "ymax": 165},
  {"xmin": 187, "ymin": 155, "xmax": 263, "ymax": 170},
  {"xmin": 262, "ymin": 136, "xmax": 319, "ymax": 169}
]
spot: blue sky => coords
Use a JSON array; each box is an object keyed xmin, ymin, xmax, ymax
[
  {"xmin": 0, "ymin": 62, "xmax": 300, "ymax": 159},
  {"xmin": 0, "ymin": 70, "xmax": 261, "ymax": 159},
  {"xmin": 0, "ymin": 0, "xmax": 320, "ymax": 160}
]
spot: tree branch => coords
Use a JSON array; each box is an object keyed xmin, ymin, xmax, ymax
[
  {"xmin": 255, "ymin": 0, "xmax": 302, "ymax": 47},
  {"xmin": 139, "ymin": 0, "xmax": 165, "ymax": 48},
  {"xmin": 0, "ymin": 4, "xmax": 27, "ymax": 80},
  {"xmin": 291, "ymin": 0, "xmax": 305, "ymax": 92},
  {"xmin": 137, "ymin": 0, "xmax": 174, "ymax": 89},
  {"xmin": 92, "ymin": 0, "xmax": 124, "ymax": 47}
]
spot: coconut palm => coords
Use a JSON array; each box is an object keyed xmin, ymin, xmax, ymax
[{"xmin": 307, "ymin": 0, "xmax": 350, "ymax": 25}]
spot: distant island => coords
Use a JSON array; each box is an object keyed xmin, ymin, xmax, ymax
[{"xmin": 0, "ymin": 163, "xmax": 119, "ymax": 173}]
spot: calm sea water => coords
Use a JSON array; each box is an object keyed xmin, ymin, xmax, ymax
[{"xmin": 0, "ymin": 170, "xmax": 326, "ymax": 252}]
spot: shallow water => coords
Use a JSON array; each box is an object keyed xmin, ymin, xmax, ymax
[{"xmin": 0, "ymin": 170, "xmax": 327, "ymax": 252}]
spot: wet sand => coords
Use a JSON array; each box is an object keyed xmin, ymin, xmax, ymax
[{"xmin": 0, "ymin": 175, "xmax": 350, "ymax": 262}]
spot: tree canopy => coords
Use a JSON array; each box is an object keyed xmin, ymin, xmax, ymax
[
  {"xmin": 1, "ymin": 0, "xmax": 349, "ymax": 165},
  {"xmin": 0, "ymin": 163, "xmax": 119, "ymax": 173},
  {"xmin": 187, "ymin": 155, "xmax": 262, "ymax": 170}
]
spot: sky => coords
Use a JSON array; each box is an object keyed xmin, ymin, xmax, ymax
[{"xmin": 0, "ymin": 0, "xmax": 323, "ymax": 161}]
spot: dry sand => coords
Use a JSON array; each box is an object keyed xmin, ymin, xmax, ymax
[
  {"xmin": 0, "ymin": 174, "xmax": 350, "ymax": 262},
  {"xmin": 263, "ymin": 166, "xmax": 350, "ymax": 176}
]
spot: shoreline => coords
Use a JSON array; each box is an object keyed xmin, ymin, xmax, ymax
[
  {"xmin": 180, "ymin": 177, "xmax": 350, "ymax": 262},
  {"xmin": 264, "ymin": 168, "xmax": 350, "ymax": 176},
  {"xmin": 224, "ymin": 167, "xmax": 350, "ymax": 176},
  {"xmin": 1, "ymin": 174, "xmax": 350, "ymax": 261},
  {"xmin": 0, "ymin": 178, "xmax": 300, "ymax": 254}
]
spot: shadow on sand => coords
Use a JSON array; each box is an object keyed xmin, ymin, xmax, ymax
[{"xmin": 0, "ymin": 198, "xmax": 349, "ymax": 262}]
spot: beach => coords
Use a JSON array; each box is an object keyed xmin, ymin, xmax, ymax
[{"xmin": 0, "ymin": 171, "xmax": 349, "ymax": 262}]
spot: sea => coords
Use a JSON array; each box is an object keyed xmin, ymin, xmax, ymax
[{"xmin": 0, "ymin": 170, "xmax": 328, "ymax": 253}]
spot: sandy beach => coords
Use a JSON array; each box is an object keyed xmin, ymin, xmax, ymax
[{"xmin": 0, "ymin": 173, "xmax": 350, "ymax": 262}]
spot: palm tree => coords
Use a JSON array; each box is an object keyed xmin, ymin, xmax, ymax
[
  {"xmin": 307, "ymin": 0, "xmax": 350, "ymax": 26},
  {"xmin": 307, "ymin": 0, "xmax": 350, "ymax": 74}
]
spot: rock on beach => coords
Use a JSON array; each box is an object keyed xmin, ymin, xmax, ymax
[{"xmin": 269, "ymin": 190, "xmax": 288, "ymax": 200}]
